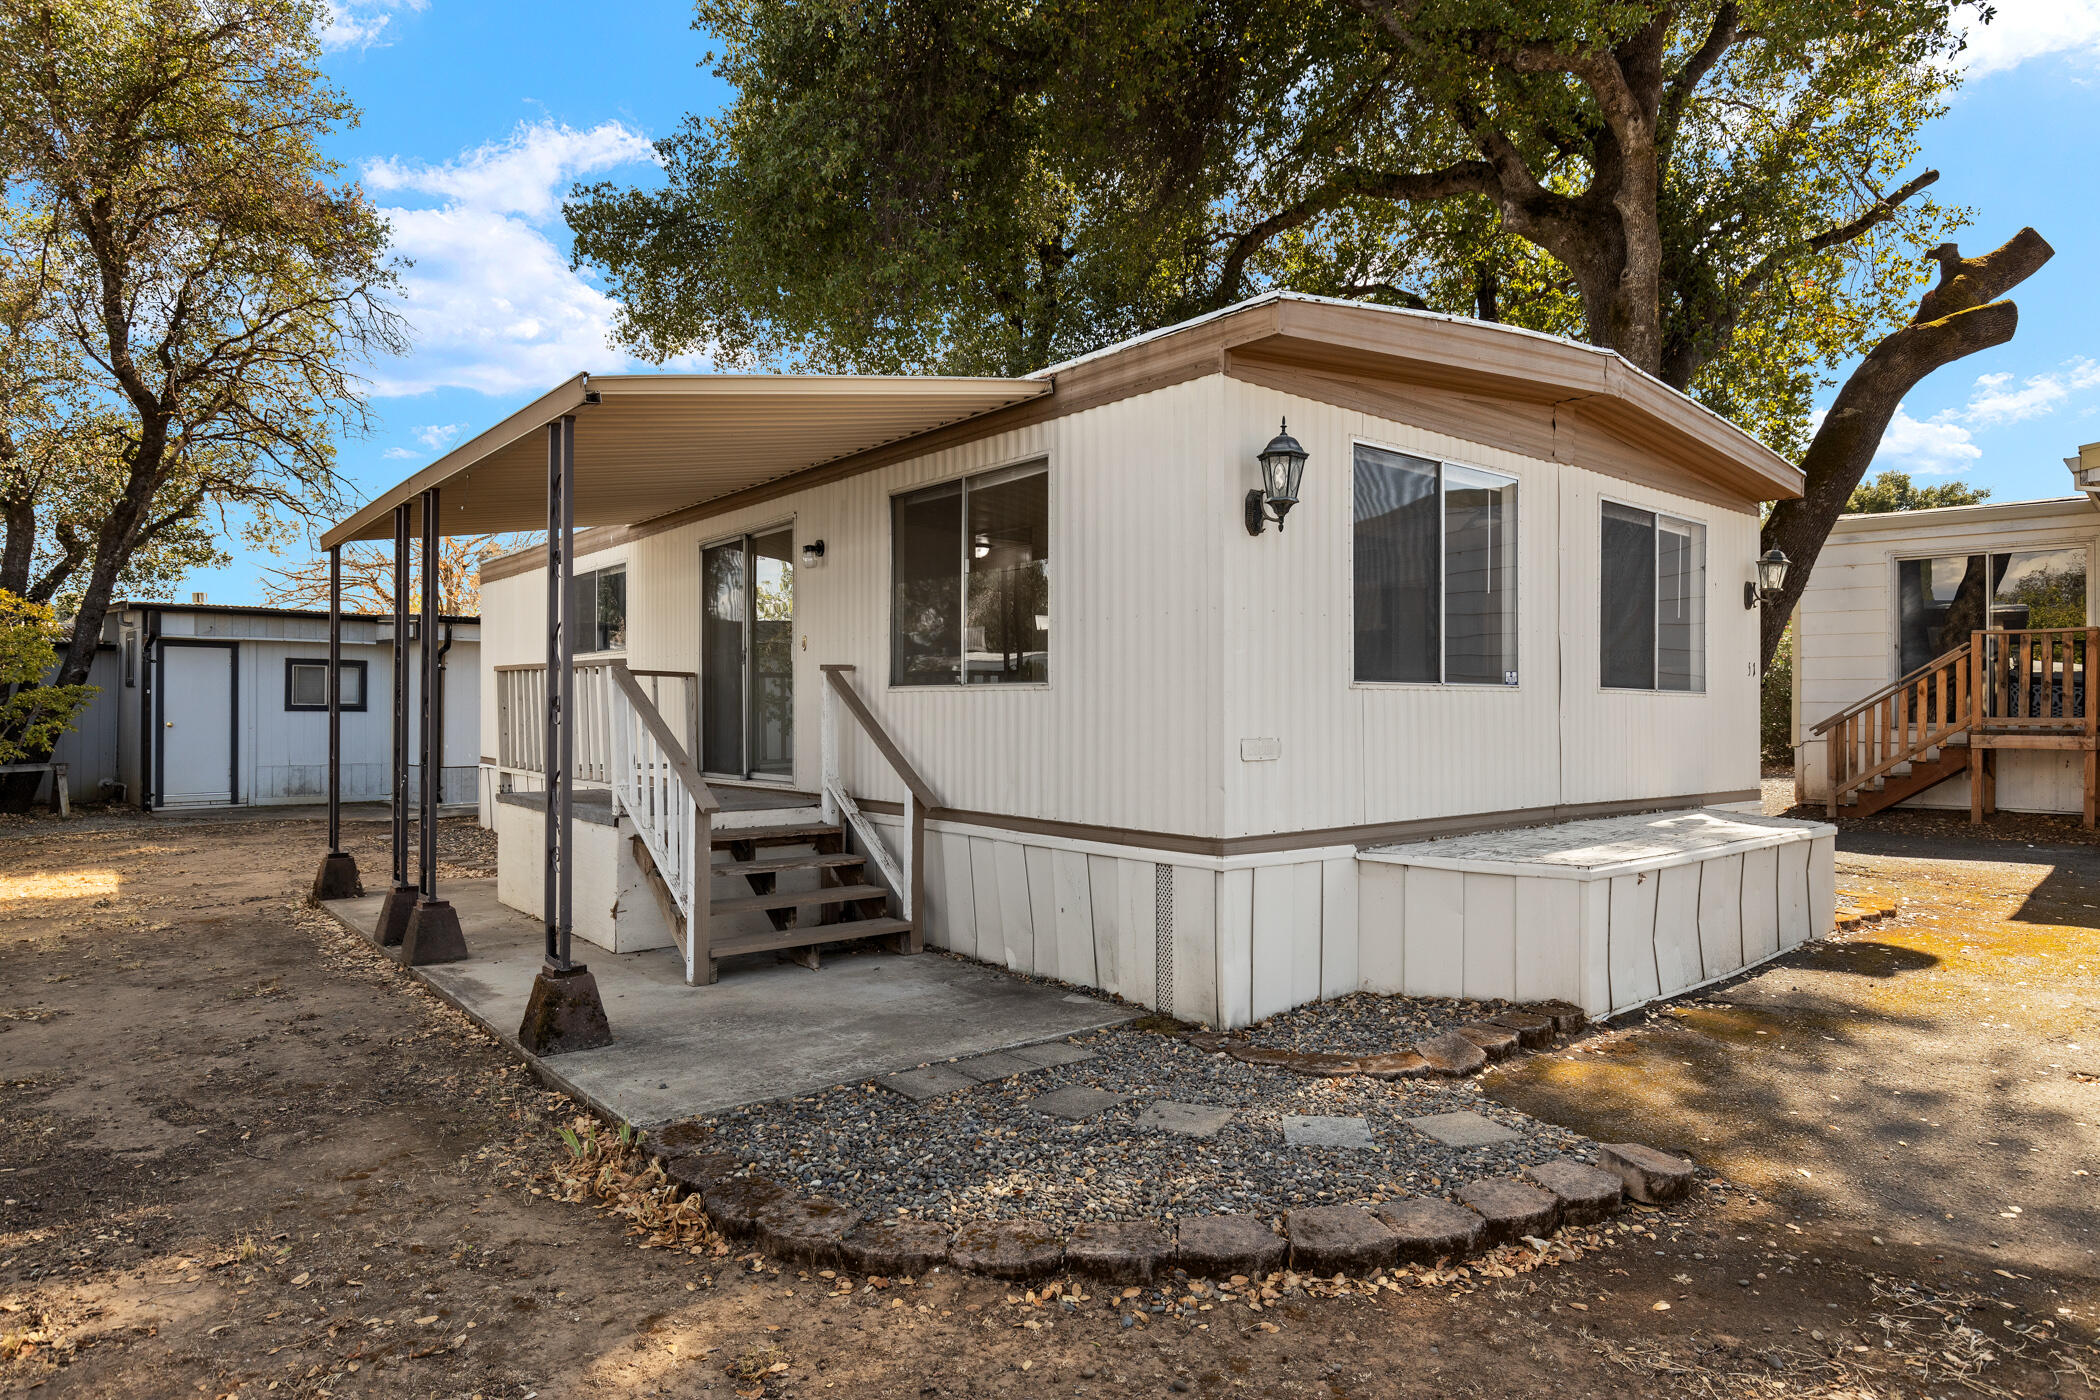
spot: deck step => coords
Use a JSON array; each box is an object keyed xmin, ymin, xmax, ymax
[
  {"xmin": 710, "ymin": 883, "xmax": 891, "ymax": 916},
  {"xmin": 713, "ymin": 851, "xmax": 866, "ymax": 878},
  {"xmin": 712, "ymin": 918, "xmax": 915, "ymax": 959},
  {"xmin": 710, "ymin": 822, "xmax": 842, "ymax": 848}
]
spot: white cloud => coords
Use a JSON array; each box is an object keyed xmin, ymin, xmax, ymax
[
  {"xmin": 1868, "ymin": 405, "xmax": 1984, "ymax": 475},
  {"xmin": 415, "ymin": 422, "xmax": 469, "ymax": 450},
  {"xmin": 382, "ymin": 445, "xmax": 418, "ymax": 459},
  {"xmin": 1957, "ymin": 0, "xmax": 2100, "ymax": 76},
  {"xmin": 362, "ymin": 121, "xmax": 662, "ymax": 398},
  {"xmin": 1962, "ymin": 359, "xmax": 2100, "ymax": 426},
  {"xmin": 322, "ymin": 0, "xmax": 426, "ymax": 52}
]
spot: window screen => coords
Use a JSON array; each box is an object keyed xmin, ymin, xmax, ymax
[
  {"xmin": 1600, "ymin": 503, "xmax": 1705, "ymax": 692},
  {"xmin": 892, "ymin": 462, "xmax": 1049, "ymax": 686},
  {"xmin": 285, "ymin": 659, "xmax": 365, "ymax": 711},
  {"xmin": 1353, "ymin": 445, "xmax": 1518, "ymax": 684}
]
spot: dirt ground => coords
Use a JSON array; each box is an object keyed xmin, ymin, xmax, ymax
[{"xmin": 2, "ymin": 810, "xmax": 2096, "ymax": 1399}]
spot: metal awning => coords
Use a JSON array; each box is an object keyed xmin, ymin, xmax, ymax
[{"xmin": 321, "ymin": 373, "xmax": 1052, "ymax": 547}]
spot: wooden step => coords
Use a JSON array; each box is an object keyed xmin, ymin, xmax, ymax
[
  {"xmin": 712, "ymin": 918, "xmax": 915, "ymax": 959},
  {"xmin": 1841, "ymin": 747, "xmax": 1970, "ymax": 817},
  {"xmin": 710, "ymin": 822, "xmax": 841, "ymax": 848},
  {"xmin": 710, "ymin": 883, "xmax": 890, "ymax": 916},
  {"xmin": 713, "ymin": 851, "xmax": 866, "ymax": 878}
]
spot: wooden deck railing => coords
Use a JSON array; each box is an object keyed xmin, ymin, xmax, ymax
[
  {"xmin": 607, "ymin": 662, "xmax": 719, "ymax": 984},
  {"xmin": 819, "ymin": 664, "xmax": 933, "ymax": 944},
  {"xmin": 495, "ymin": 662, "xmax": 696, "ymax": 788},
  {"xmin": 1813, "ymin": 626, "xmax": 2100, "ymax": 816}
]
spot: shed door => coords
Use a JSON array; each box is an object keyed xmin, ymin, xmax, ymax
[{"xmin": 160, "ymin": 644, "xmax": 235, "ymax": 806}]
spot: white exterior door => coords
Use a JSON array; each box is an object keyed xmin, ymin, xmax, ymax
[{"xmin": 160, "ymin": 645, "xmax": 234, "ymax": 806}]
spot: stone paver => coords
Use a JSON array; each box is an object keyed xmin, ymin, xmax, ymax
[
  {"xmin": 1371, "ymin": 1197, "xmax": 1485, "ymax": 1263},
  {"xmin": 1177, "ymin": 1214, "xmax": 1287, "ymax": 1278},
  {"xmin": 1414, "ymin": 1030, "xmax": 1488, "ymax": 1076},
  {"xmin": 1598, "ymin": 1142, "xmax": 1695, "ymax": 1203},
  {"xmin": 1283, "ymin": 1051, "xmax": 1363, "ymax": 1077},
  {"xmin": 1008, "ymin": 1041, "xmax": 1098, "ymax": 1069},
  {"xmin": 947, "ymin": 1219, "xmax": 1065, "ymax": 1280},
  {"xmin": 1285, "ymin": 1206, "xmax": 1399, "ymax": 1274},
  {"xmin": 1486, "ymin": 1009, "xmax": 1557, "ymax": 1048},
  {"xmin": 840, "ymin": 1218, "xmax": 950, "ymax": 1275},
  {"xmin": 1524, "ymin": 1160, "xmax": 1624, "ymax": 1226},
  {"xmin": 1281, "ymin": 1115, "xmax": 1375, "ymax": 1149},
  {"xmin": 701, "ymin": 1176, "xmax": 792, "ymax": 1236},
  {"xmin": 1027, "ymin": 1086, "xmax": 1130, "ymax": 1121},
  {"xmin": 660, "ymin": 1149, "xmax": 741, "ymax": 1197},
  {"xmin": 883, "ymin": 1064, "xmax": 977, "ymax": 1101},
  {"xmin": 1459, "ymin": 1178, "xmax": 1560, "ymax": 1246},
  {"xmin": 1453, "ymin": 1023, "xmax": 1520, "ymax": 1060},
  {"xmin": 1065, "ymin": 1220, "xmax": 1176, "ymax": 1283},
  {"xmin": 952, "ymin": 1050, "xmax": 1036, "ymax": 1083},
  {"xmin": 1527, "ymin": 999, "xmax": 1588, "ymax": 1034},
  {"xmin": 754, "ymin": 1196, "xmax": 864, "ymax": 1267},
  {"xmin": 1134, "ymin": 1101, "xmax": 1236, "ymax": 1139},
  {"xmin": 1404, "ymin": 1110, "xmax": 1521, "ymax": 1148},
  {"xmin": 1355, "ymin": 1050, "xmax": 1431, "ymax": 1079}
]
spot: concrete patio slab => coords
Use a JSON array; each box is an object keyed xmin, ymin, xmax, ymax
[{"xmin": 323, "ymin": 879, "xmax": 1133, "ymax": 1126}]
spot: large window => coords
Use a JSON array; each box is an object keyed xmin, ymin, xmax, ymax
[
  {"xmin": 571, "ymin": 565, "xmax": 627, "ymax": 653},
  {"xmin": 1600, "ymin": 502, "xmax": 1706, "ymax": 691},
  {"xmin": 1352, "ymin": 444, "xmax": 1519, "ymax": 684},
  {"xmin": 891, "ymin": 462, "xmax": 1049, "ymax": 686},
  {"xmin": 1896, "ymin": 548, "xmax": 2089, "ymax": 675},
  {"xmin": 285, "ymin": 658, "xmax": 366, "ymax": 712}
]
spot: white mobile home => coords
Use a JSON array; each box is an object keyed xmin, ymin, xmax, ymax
[
  {"xmin": 329, "ymin": 294, "xmax": 1834, "ymax": 1026},
  {"xmin": 1794, "ymin": 444, "xmax": 2100, "ymax": 822},
  {"xmin": 65, "ymin": 601, "xmax": 481, "ymax": 812}
]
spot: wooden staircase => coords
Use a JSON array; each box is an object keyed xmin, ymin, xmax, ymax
[{"xmin": 1814, "ymin": 626, "xmax": 2100, "ymax": 826}]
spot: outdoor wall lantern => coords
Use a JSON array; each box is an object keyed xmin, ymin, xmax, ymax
[
  {"xmin": 800, "ymin": 539, "xmax": 825, "ymax": 567},
  {"xmin": 1246, "ymin": 419, "xmax": 1309, "ymax": 535},
  {"xmin": 1746, "ymin": 548, "xmax": 1790, "ymax": 608}
]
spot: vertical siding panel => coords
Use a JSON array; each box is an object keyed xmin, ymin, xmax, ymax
[
  {"xmin": 1356, "ymin": 862, "xmax": 1406, "ymax": 993},
  {"xmin": 1740, "ymin": 845, "xmax": 1780, "ymax": 964},
  {"xmin": 1171, "ymin": 865, "xmax": 1219, "ymax": 1026},
  {"xmin": 1215, "ymin": 869, "xmax": 1255, "ymax": 1029},
  {"xmin": 919, "ymin": 829, "xmax": 950, "ymax": 949},
  {"xmin": 1808, "ymin": 833, "xmax": 1837, "ymax": 936},
  {"xmin": 1318, "ymin": 858, "xmax": 1358, "ymax": 1000},
  {"xmin": 993, "ymin": 841, "xmax": 1035, "ymax": 973},
  {"xmin": 1402, "ymin": 867, "xmax": 1465, "ymax": 998},
  {"xmin": 1776, "ymin": 839, "xmax": 1811, "ymax": 947},
  {"xmin": 1652, "ymin": 864, "xmax": 1704, "ymax": 994},
  {"xmin": 969, "ymin": 838, "xmax": 1005, "ymax": 966},
  {"xmin": 1118, "ymin": 858, "xmax": 1159, "ymax": 1010},
  {"xmin": 1513, "ymin": 876, "xmax": 1581, "ymax": 1004},
  {"xmin": 1461, "ymin": 872, "xmax": 1518, "ymax": 1002},
  {"xmin": 1608, "ymin": 872, "xmax": 1661, "ymax": 1012},
  {"xmin": 1024, "ymin": 846, "xmax": 1060, "ymax": 980},
  {"xmin": 939, "ymin": 831, "xmax": 978, "ymax": 959},
  {"xmin": 1051, "ymin": 850, "xmax": 1097, "ymax": 987},
  {"xmin": 1578, "ymin": 879, "xmax": 1613, "ymax": 1016},
  {"xmin": 1697, "ymin": 853, "xmax": 1745, "ymax": 980},
  {"xmin": 1087, "ymin": 854, "xmax": 1124, "ymax": 998},
  {"xmin": 1249, "ymin": 865, "xmax": 1298, "ymax": 1021}
]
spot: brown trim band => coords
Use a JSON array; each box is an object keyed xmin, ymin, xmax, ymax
[{"xmin": 854, "ymin": 789, "xmax": 1764, "ymax": 859}]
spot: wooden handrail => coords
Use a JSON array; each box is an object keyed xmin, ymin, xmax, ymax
[
  {"xmin": 820, "ymin": 665, "xmax": 938, "ymax": 807},
  {"xmin": 608, "ymin": 663, "xmax": 719, "ymax": 813},
  {"xmin": 1811, "ymin": 645, "xmax": 1970, "ymax": 736}
]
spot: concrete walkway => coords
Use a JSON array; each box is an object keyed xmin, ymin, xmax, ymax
[{"xmin": 324, "ymin": 879, "xmax": 1133, "ymax": 1126}]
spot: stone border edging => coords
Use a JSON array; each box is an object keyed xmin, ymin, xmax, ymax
[
  {"xmin": 1181, "ymin": 999, "xmax": 1588, "ymax": 1081},
  {"xmin": 644, "ymin": 1126, "xmax": 1698, "ymax": 1285}
]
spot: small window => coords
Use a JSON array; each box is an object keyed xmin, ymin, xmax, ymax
[
  {"xmin": 1600, "ymin": 503, "xmax": 1706, "ymax": 692},
  {"xmin": 891, "ymin": 461, "xmax": 1049, "ymax": 685},
  {"xmin": 285, "ymin": 658, "xmax": 367, "ymax": 712},
  {"xmin": 1352, "ymin": 444, "xmax": 1519, "ymax": 684},
  {"xmin": 571, "ymin": 565, "xmax": 627, "ymax": 653}
]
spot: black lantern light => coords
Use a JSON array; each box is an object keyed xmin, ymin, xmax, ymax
[
  {"xmin": 1746, "ymin": 548, "xmax": 1791, "ymax": 608},
  {"xmin": 1246, "ymin": 419, "xmax": 1309, "ymax": 535}
]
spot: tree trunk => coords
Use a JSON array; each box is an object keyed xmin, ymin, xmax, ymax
[{"xmin": 1760, "ymin": 229, "xmax": 2055, "ymax": 669}]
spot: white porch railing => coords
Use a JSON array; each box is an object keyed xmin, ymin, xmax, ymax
[
  {"xmin": 496, "ymin": 661, "xmax": 696, "ymax": 790},
  {"xmin": 607, "ymin": 662, "xmax": 717, "ymax": 984},
  {"xmin": 820, "ymin": 664, "xmax": 932, "ymax": 934}
]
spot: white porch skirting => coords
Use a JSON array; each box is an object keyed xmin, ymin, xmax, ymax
[{"xmin": 492, "ymin": 791, "xmax": 678, "ymax": 955}]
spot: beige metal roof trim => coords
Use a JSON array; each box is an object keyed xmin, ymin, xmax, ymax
[{"xmin": 322, "ymin": 374, "xmax": 1049, "ymax": 547}]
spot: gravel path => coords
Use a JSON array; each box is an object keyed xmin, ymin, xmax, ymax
[{"xmin": 701, "ymin": 1013, "xmax": 1596, "ymax": 1229}]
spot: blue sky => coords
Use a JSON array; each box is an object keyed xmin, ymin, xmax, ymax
[{"xmin": 186, "ymin": 0, "xmax": 2100, "ymax": 603}]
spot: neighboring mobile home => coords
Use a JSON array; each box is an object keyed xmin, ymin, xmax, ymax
[
  {"xmin": 51, "ymin": 600, "xmax": 481, "ymax": 812},
  {"xmin": 1794, "ymin": 442, "xmax": 2100, "ymax": 822}
]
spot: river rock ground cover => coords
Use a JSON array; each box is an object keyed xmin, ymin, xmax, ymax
[{"xmin": 698, "ymin": 1009, "xmax": 1596, "ymax": 1227}]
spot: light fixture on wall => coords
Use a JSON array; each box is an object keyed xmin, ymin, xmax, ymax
[
  {"xmin": 1746, "ymin": 548, "xmax": 1790, "ymax": 608},
  {"xmin": 971, "ymin": 531, "xmax": 992, "ymax": 560},
  {"xmin": 1246, "ymin": 419, "xmax": 1308, "ymax": 535},
  {"xmin": 800, "ymin": 539, "xmax": 825, "ymax": 567}
]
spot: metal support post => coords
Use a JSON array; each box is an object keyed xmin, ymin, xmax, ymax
[
  {"xmin": 373, "ymin": 505, "xmax": 417, "ymax": 943},
  {"xmin": 311, "ymin": 544, "xmax": 360, "ymax": 899},
  {"xmin": 399, "ymin": 488, "xmax": 467, "ymax": 964}
]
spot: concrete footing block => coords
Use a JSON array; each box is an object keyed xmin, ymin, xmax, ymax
[
  {"xmin": 399, "ymin": 898, "xmax": 468, "ymax": 965},
  {"xmin": 1597, "ymin": 1143, "xmax": 1695, "ymax": 1204},
  {"xmin": 311, "ymin": 851, "xmax": 362, "ymax": 902},
  {"xmin": 518, "ymin": 965, "xmax": 613, "ymax": 1055},
  {"xmin": 372, "ymin": 881, "xmax": 417, "ymax": 947}
]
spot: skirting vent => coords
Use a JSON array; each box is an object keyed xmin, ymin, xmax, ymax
[{"xmin": 1153, "ymin": 862, "xmax": 1174, "ymax": 1014}]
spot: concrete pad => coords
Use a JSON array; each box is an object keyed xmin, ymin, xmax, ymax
[
  {"xmin": 323, "ymin": 880, "xmax": 1131, "ymax": 1126},
  {"xmin": 1404, "ymin": 1110, "xmax": 1521, "ymax": 1148},
  {"xmin": 1027, "ymin": 1086, "xmax": 1129, "ymax": 1121},
  {"xmin": 1280, "ymin": 1115, "xmax": 1374, "ymax": 1150},
  {"xmin": 1134, "ymin": 1101, "xmax": 1235, "ymax": 1139}
]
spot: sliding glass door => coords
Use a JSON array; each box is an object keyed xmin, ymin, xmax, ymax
[{"xmin": 700, "ymin": 527, "xmax": 795, "ymax": 779}]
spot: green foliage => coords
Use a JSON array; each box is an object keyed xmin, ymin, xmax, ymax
[
  {"xmin": 1760, "ymin": 620, "xmax": 1794, "ymax": 765},
  {"xmin": 0, "ymin": 590, "xmax": 95, "ymax": 765},
  {"xmin": 1845, "ymin": 469, "xmax": 1991, "ymax": 515},
  {"xmin": 570, "ymin": 0, "xmax": 1973, "ymax": 456}
]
